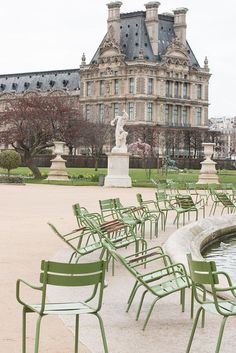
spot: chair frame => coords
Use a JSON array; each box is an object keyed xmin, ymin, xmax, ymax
[
  {"xmin": 16, "ymin": 260, "xmax": 108, "ymax": 353},
  {"xmin": 186, "ymin": 253, "xmax": 236, "ymax": 353}
]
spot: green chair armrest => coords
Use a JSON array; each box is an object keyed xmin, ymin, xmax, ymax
[{"xmin": 16, "ymin": 278, "xmax": 43, "ymax": 305}]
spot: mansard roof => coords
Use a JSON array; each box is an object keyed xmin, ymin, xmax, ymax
[
  {"xmin": 91, "ymin": 11, "xmax": 199, "ymax": 67},
  {"xmin": 0, "ymin": 68, "xmax": 80, "ymax": 94}
]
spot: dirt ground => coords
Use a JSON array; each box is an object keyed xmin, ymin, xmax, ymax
[{"xmin": 1, "ymin": 184, "xmax": 235, "ymax": 353}]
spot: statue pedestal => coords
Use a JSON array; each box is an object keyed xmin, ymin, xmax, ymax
[
  {"xmin": 47, "ymin": 155, "xmax": 69, "ymax": 181},
  {"xmin": 197, "ymin": 143, "xmax": 219, "ymax": 184},
  {"xmin": 104, "ymin": 152, "xmax": 132, "ymax": 188}
]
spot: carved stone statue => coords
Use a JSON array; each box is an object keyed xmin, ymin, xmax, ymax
[{"xmin": 111, "ymin": 110, "xmax": 128, "ymax": 153}]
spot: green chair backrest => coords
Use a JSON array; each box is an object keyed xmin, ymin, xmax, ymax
[
  {"xmin": 38, "ymin": 260, "xmax": 106, "ymax": 313},
  {"xmin": 187, "ymin": 254, "xmax": 218, "ymax": 285},
  {"xmin": 48, "ymin": 222, "xmax": 82, "ymax": 253},
  {"xmin": 40, "ymin": 260, "xmax": 105, "ymax": 286},
  {"xmin": 176, "ymin": 195, "xmax": 194, "ymax": 208},
  {"xmin": 215, "ymin": 192, "xmax": 234, "ymax": 207},
  {"xmin": 73, "ymin": 203, "xmax": 89, "ymax": 226},
  {"xmin": 99, "ymin": 199, "xmax": 116, "ymax": 219}
]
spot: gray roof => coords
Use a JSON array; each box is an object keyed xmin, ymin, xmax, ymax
[
  {"xmin": 0, "ymin": 69, "xmax": 80, "ymax": 94},
  {"xmin": 91, "ymin": 11, "xmax": 199, "ymax": 67}
]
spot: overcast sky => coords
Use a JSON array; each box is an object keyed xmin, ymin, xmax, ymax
[{"xmin": 0, "ymin": 0, "xmax": 235, "ymax": 117}]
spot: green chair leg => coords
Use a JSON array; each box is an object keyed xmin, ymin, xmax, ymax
[
  {"xmin": 142, "ymin": 297, "xmax": 159, "ymax": 330},
  {"xmin": 215, "ymin": 316, "xmax": 228, "ymax": 353},
  {"xmin": 22, "ymin": 307, "xmax": 27, "ymax": 353},
  {"xmin": 75, "ymin": 315, "xmax": 79, "ymax": 353},
  {"xmin": 186, "ymin": 307, "xmax": 203, "ymax": 353},
  {"xmin": 34, "ymin": 315, "xmax": 43, "ymax": 353},
  {"xmin": 94, "ymin": 313, "xmax": 109, "ymax": 353},
  {"xmin": 136, "ymin": 290, "xmax": 148, "ymax": 321}
]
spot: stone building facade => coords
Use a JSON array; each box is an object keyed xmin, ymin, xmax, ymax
[
  {"xmin": 0, "ymin": 1, "xmax": 210, "ymax": 149},
  {"xmin": 79, "ymin": 1, "xmax": 210, "ymax": 129}
]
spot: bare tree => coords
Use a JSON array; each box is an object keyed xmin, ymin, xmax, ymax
[
  {"xmin": 83, "ymin": 120, "xmax": 112, "ymax": 171},
  {"xmin": 0, "ymin": 95, "xmax": 82, "ymax": 178}
]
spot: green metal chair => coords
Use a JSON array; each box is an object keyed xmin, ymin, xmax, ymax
[
  {"xmin": 103, "ymin": 240, "xmax": 191, "ymax": 330},
  {"xmin": 136, "ymin": 193, "xmax": 164, "ymax": 235},
  {"xmin": 16, "ymin": 260, "xmax": 108, "ymax": 353},
  {"xmin": 186, "ymin": 253, "xmax": 236, "ymax": 353},
  {"xmin": 214, "ymin": 192, "xmax": 236, "ymax": 215},
  {"xmin": 48, "ymin": 223, "xmax": 103, "ymax": 263},
  {"xmin": 113, "ymin": 197, "xmax": 153, "ymax": 239},
  {"xmin": 155, "ymin": 191, "xmax": 175, "ymax": 227},
  {"xmin": 172, "ymin": 194, "xmax": 205, "ymax": 228},
  {"xmin": 80, "ymin": 210, "xmax": 147, "ymax": 275}
]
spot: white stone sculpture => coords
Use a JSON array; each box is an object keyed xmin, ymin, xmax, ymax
[{"xmin": 111, "ymin": 110, "xmax": 128, "ymax": 153}]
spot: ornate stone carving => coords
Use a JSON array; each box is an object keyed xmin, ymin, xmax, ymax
[{"xmin": 162, "ymin": 37, "xmax": 190, "ymax": 67}]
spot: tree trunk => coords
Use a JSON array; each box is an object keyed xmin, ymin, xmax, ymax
[
  {"xmin": 94, "ymin": 158, "xmax": 98, "ymax": 171},
  {"xmin": 26, "ymin": 160, "xmax": 42, "ymax": 178}
]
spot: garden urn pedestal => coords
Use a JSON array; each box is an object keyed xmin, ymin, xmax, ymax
[
  {"xmin": 47, "ymin": 141, "xmax": 69, "ymax": 181},
  {"xmin": 197, "ymin": 142, "xmax": 219, "ymax": 184}
]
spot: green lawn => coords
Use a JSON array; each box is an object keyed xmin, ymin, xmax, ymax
[{"xmin": 0, "ymin": 166, "xmax": 236, "ymax": 187}]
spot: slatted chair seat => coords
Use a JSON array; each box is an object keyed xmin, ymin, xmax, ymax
[{"xmin": 25, "ymin": 301, "xmax": 95, "ymax": 315}]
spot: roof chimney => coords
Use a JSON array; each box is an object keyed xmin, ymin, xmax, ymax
[
  {"xmin": 145, "ymin": 2, "xmax": 160, "ymax": 55},
  {"xmin": 173, "ymin": 8, "xmax": 188, "ymax": 46},
  {"xmin": 107, "ymin": 1, "xmax": 122, "ymax": 43}
]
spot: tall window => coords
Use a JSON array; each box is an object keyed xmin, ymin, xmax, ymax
[
  {"xmin": 196, "ymin": 107, "xmax": 202, "ymax": 125},
  {"xmin": 174, "ymin": 81, "xmax": 179, "ymax": 98},
  {"xmin": 99, "ymin": 104, "xmax": 105, "ymax": 123},
  {"xmin": 165, "ymin": 105, "xmax": 170, "ymax": 124},
  {"xmin": 173, "ymin": 106, "xmax": 178, "ymax": 125},
  {"xmin": 183, "ymin": 82, "xmax": 187, "ymax": 98},
  {"xmin": 148, "ymin": 78, "xmax": 153, "ymax": 94},
  {"xmin": 147, "ymin": 102, "xmax": 153, "ymax": 122},
  {"xmin": 85, "ymin": 104, "xmax": 91, "ymax": 120},
  {"xmin": 197, "ymin": 84, "xmax": 202, "ymax": 99},
  {"xmin": 182, "ymin": 107, "xmax": 187, "ymax": 126},
  {"xmin": 166, "ymin": 80, "xmax": 170, "ymax": 97},
  {"xmin": 113, "ymin": 103, "xmax": 119, "ymax": 118},
  {"xmin": 86, "ymin": 81, "xmax": 92, "ymax": 96},
  {"xmin": 129, "ymin": 78, "xmax": 135, "ymax": 94},
  {"xmin": 128, "ymin": 102, "xmax": 134, "ymax": 120},
  {"xmin": 100, "ymin": 80, "xmax": 105, "ymax": 96},
  {"xmin": 114, "ymin": 79, "xmax": 119, "ymax": 95}
]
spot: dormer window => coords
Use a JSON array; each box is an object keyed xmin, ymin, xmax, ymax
[
  {"xmin": 49, "ymin": 80, "xmax": 55, "ymax": 87},
  {"xmin": 12, "ymin": 83, "xmax": 18, "ymax": 90},
  {"xmin": 63, "ymin": 79, "xmax": 69, "ymax": 87}
]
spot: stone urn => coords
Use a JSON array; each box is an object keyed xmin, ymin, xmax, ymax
[
  {"xmin": 47, "ymin": 141, "xmax": 69, "ymax": 181},
  {"xmin": 197, "ymin": 142, "xmax": 219, "ymax": 184}
]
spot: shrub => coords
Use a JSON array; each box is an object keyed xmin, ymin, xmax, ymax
[
  {"xmin": 0, "ymin": 150, "xmax": 21, "ymax": 179},
  {"xmin": 0, "ymin": 175, "xmax": 23, "ymax": 183}
]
